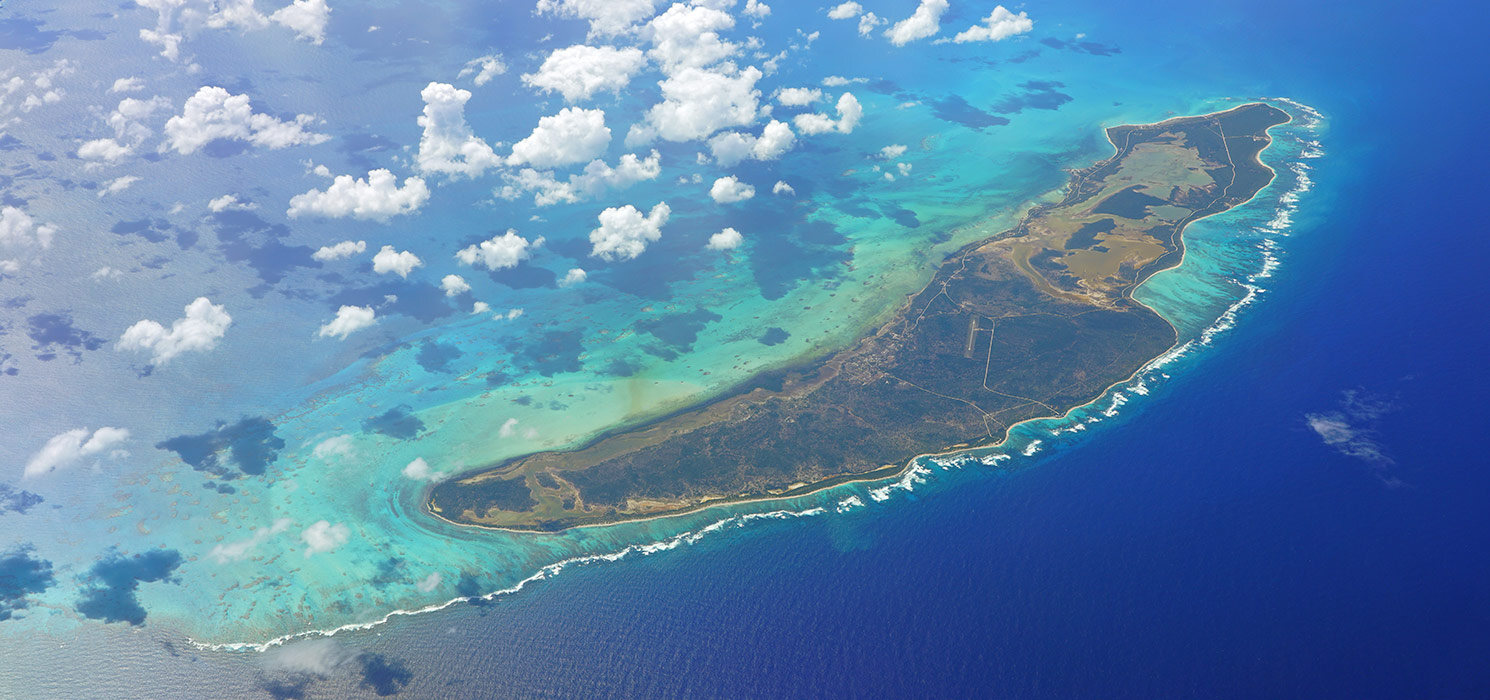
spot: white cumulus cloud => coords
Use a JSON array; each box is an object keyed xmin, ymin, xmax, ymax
[
  {"xmin": 118, "ymin": 296, "xmax": 232, "ymax": 365},
  {"xmin": 269, "ymin": 0, "xmax": 331, "ymax": 44},
  {"xmin": 416, "ymin": 82, "xmax": 502, "ymax": 177},
  {"xmin": 402, "ymin": 457, "xmax": 443, "ymax": 481},
  {"xmin": 949, "ymin": 6, "xmax": 1033, "ymax": 43},
  {"xmin": 646, "ymin": 3, "xmax": 737, "ymax": 73},
  {"xmin": 707, "ymin": 119, "xmax": 794, "ymax": 166},
  {"xmin": 589, "ymin": 201, "xmax": 669, "ymax": 261},
  {"xmin": 775, "ymin": 87, "xmax": 821, "ymax": 107},
  {"xmin": 301, "ymin": 520, "xmax": 350, "ymax": 557},
  {"xmin": 458, "ymin": 54, "xmax": 507, "ymax": 86},
  {"xmin": 639, "ymin": 65, "xmax": 763, "ymax": 143},
  {"xmin": 559, "ymin": 267, "xmax": 587, "ymax": 287},
  {"xmin": 793, "ymin": 92, "xmax": 862, "ymax": 135},
  {"xmin": 535, "ymin": 0, "xmax": 663, "ymax": 36},
  {"xmin": 162, "ymin": 86, "xmax": 328, "ymax": 155},
  {"xmin": 456, "ymin": 230, "xmax": 541, "ymax": 270},
  {"xmin": 440, "ymin": 274, "xmax": 471, "ymax": 296},
  {"xmin": 772, "ymin": 180, "xmax": 794, "ymax": 195},
  {"xmin": 709, "ymin": 175, "xmax": 755, "ymax": 203},
  {"xmin": 311, "ymin": 239, "xmax": 366, "ymax": 261},
  {"xmin": 828, "ymin": 2, "xmax": 862, "ymax": 20},
  {"xmin": 317, "ymin": 305, "xmax": 376, "ymax": 339},
  {"xmin": 0, "ymin": 205, "xmax": 56, "ymax": 254},
  {"xmin": 885, "ymin": 0, "xmax": 948, "ymax": 46},
  {"xmin": 209, "ymin": 518, "xmax": 292, "ymax": 563},
  {"xmin": 24, "ymin": 427, "xmax": 130, "ymax": 479},
  {"xmin": 110, "ymin": 77, "xmax": 145, "ymax": 93},
  {"xmin": 523, "ymin": 45, "xmax": 646, "ymax": 102},
  {"xmin": 498, "ymin": 150, "xmax": 661, "ymax": 206},
  {"xmin": 707, "ymin": 227, "xmax": 742, "ymax": 250},
  {"xmin": 287, "ymin": 169, "xmax": 429, "ymax": 221},
  {"xmin": 311, "ymin": 435, "xmax": 355, "ymax": 461},
  {"xmin": 507, "ymin": 107, "xmax": 611, "ymax": 169},
  {"xmin": 372, "ymin": 245, "xmax": 423, "ymax": 278}
]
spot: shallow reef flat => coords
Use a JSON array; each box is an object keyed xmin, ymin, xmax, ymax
[{"xmin": 430, "ymin": 103, "xmax": 1292, "ymax": 532}]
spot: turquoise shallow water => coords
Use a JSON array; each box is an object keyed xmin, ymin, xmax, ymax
[{"xmin": 7, "ymin": 0, "xmax": 1478, "ymax": 696}]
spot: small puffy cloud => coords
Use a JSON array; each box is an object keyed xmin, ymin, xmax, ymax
[
  {"xmin": 507, "ymin": 107, "xmax": 611, "ymax": 169},
  {"xmin": 402, "ymin": 457, "xmax": 443, "ymax": 481},
  {"xmin": 709, "ymin": 175, "xmax": 755, "ymax": 203},
  {"xmin": 287, "ymin": 169, "xmax": 429, "ymax": 221},
  {"xmin": 209, "ymin": 518, "xmax": 292, "ymax": 563},
  {"xmin": 744, "ymin": 0, "xmax": 770, "ymax": 18},
  {"xmin": 269, "ymin": 0, "xmax": 331, "ymax": 44},
  {"xmin": 110, "ymin": 77, "xmax": 145, "ymax": 93},
  {"xmin": 471, "ymin": 301, "xmax": 491, "ymax": 314},
  {"xmin": 118, "ymin": 297, "xmax": 232, "ymax": 365},
  {"xmin": 372, "ymin": 245, "xmax": 423, "ymax": 278},
  {"xmin": 827, "ymin": 2, "xmax": 862, "ymax": 20},
  {"xmin": 416, "ymin": 82, "xmax": 502, "ymax": 177},
  {"xmin": 458, "ymin": 54, "xmax": 507, "ymax": 86},
  {"xmin": 522, "ymin": 45, "xmax": 647, "ymax": 102},
  {"xmin": 589, "ymin": 201, "xmax": 670, "ymax": 260},
  {"xmin": 949, "ymin": 6, "xmax": 1034, "ymax": 43},
  {"xmin": 793, "ymin": 92, "xmax": 862, "ymax": 135},
  {"xmin": 559, "ymin": 268, "xmax": 587, "ymax": 287},
  {"xmin": 0, "ymin": 206, "xmax": 56, "ymax": 252},
  {"xmin": 707, "ymin": 227, "xmax": 742, "ymax": 250},
  {"xmin": 822, "ymin": 75, "xmax": 867, "ymax": 87},
  {"xmin": 640, "ymin": 65, "xmax": 763, "ymax": 143},
  {"xmin": 498, "ymin": 150, "xmax": 661, "ymax": 207},
  {"xmin": 858, "ymin": 12, "xmax": 887, "ymax": 36},
  {"xmin": 535, "ymin": 0, "xmax": 663, "ymax": 36},
  {"xmin": 208, "ymin": 194, "xmax": 255, "ymax": 211},
  {"xmin": 898, "ymin": 162, "xmax": 913, "ymax": 176},
  {"xmin": 301, "ymin": 520, "xmax": 350, "ymax": 557},
  {"xmin": 885, "ymin": 0, "xmax": 947, "ymax": 45},
  {"xmin": 440, "ymin": 274, "xmax": 471, "ymax": 296},
  {"xmin": 311, "ymin": 435, "xmax": 355, "ymax": 461},
  {"xmin": 879, "ymin": 144, "xmax": 907, "ymax": 159},
  {"xmin": 496, "ymin": 307, "xmax": 525, "ymax": 321},
  {"xmin": 772, "ymin": 180, "xmax": 794, "ymax": 195},
  {"xmin": 78, "ymin": 95, "xmax": 172, "ymax": 163},
  {"xmin": 317, "ymin": 305, "xmax": 376, "ymax": 339},
  {"xmin": 262, "ymin": 639, "xmax": 355, "ymax": 676},
  {"xmin": 775, "ymin": 87, "xmax": 821, "ymax": 107},
  {"xmin": 77, "ymin": 138, "xmax": 132, "ymax": 163},
  {"xmin": 498, "ymin": 417, "xmax": 537, "ymax": 438},
  {"xmin": 92, "ymin": 266, "xmax": 124, "ymax": 281},
  {"xmin": 645, "ymin": 3, "xmax": 737, "ymax": 73},
  {"xmin": 162, "ymin": 86, "xmax": 328, "ymax": 155},
  {"xmin": 24, "ymin": 427, "xmax": 130, "ymax": 479},
  {"xmin": 416, "ymin": 572, "xmax": 442, "ymax": 592},
  {"xmin": 707, "ymin": 119, "xmax": 794, "ymax": 166},
  {"xmin": 97, "ymin": 175, "xmax": 141, "ymax": 197},
  {"xmin": 456, "ymin": 230, "xmax": 541, "ymax": 270},
  {"xmin": 311, "ymin": 240, "xmax": 366, "ymax": 261}
]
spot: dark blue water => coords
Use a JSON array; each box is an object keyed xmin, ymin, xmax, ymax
[{"xmin": 322, "ymin": 2, "xmax": 1490, "ymax": 697}]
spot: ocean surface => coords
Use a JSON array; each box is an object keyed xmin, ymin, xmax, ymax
[{"xmin": 1, "ymin": 0, "xmax": 1487, "ymax": 697}]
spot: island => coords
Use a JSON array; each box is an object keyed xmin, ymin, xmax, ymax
[{"xmin": 430, "ymin": 102, "xmax": 1292, "ymax": 532}]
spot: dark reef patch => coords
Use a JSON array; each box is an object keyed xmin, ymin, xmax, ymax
[
  {"xmin": 363, "ymin": 405, "xmax": 425, "ymax": 440},
  {"xmin": 758, "ymin": 327, "xmax": 790, "ymax": 346},
  {"xmin": 636, "ymin": 309, "xmax": 722, "ymax": 352},
  {"xmin": 0, "ymin": 484, "xmax": 45, "ymax": 515},
  {"xmin": 157, "ymin": 416, "xmax": 286, "ymax": 479},
  {"xmin": 517, "ymin": 330, "xmax": 584, "ymax": 377},
  {"xmin": 1040, "ymin": 37, "xmax": 1122, "ymax": 56},
  {"xmin": 0, "ymin": 545, "xmax": 54, "ymax": 621},
  {"xmin": 26, "ymin": 312, "xmax": 104, "ymax": 362},
  {"xmin": 75, "ymin": 548, "xmax": 183, "ymax": 626},
  {"xmin": 931, "ymin": 95, "xmax": 1010, "ymax": 130},
  {"xmin": 415, "ymin": 340, "xmax": 461, "ymax": 374},
  {"xmin": 992, "ymin": 80, "xmax": 1074, "ymax": 115},
  {"xmin": 358, "ymin": 653, "xmax": 413, "ymax": 696}
]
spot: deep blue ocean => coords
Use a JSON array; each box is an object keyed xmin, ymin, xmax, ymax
[{"xmin": 2, "ymin": 0, "xmax": 1487, "ymax": 697}]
